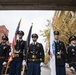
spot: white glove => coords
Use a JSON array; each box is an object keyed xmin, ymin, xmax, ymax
[
  {"xmin": 40, "ymin": 62, "xmax": 44, "ymax": 67},
  {"xmin": 9, "ymin": 52, "xmax": 12, "ymax": 56},
  {"xmin": 22, "ymin": 60, "xmax": 26, "ymax": 66},
  {"xmin": 2, "ymin": 62, "xmax": 7, "ymax": 65},
  {"xmin": 70, "ymin": 67, "xmax": 75, "ymax": 71},
  {"xmin": 70, "ymin": 66, "xmax": 75, "ymax": 74},
  {"xmin": 65, "ymin": 63, "xmax": 69, "ymax": 68}
]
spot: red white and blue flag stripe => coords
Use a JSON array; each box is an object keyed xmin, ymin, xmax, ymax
[{"xmin": 9, "ymin": 19, "xmax": 22, "ymax": 62}]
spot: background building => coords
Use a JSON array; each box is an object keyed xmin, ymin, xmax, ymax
[{"xmin": 0, "ymin": 25, "xmax": 9, "ymax": 42}]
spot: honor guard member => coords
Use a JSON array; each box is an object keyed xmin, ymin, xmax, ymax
[
  {"xmin": 0, "ymin": 35, "xmax": 10, "ymax": 75},
  {"xmin": 64, "ymin": 37, "xmax": 73, "ymax": 68},
  {"xmin": 65, "ymin": 36, "xmax": 73, "ymax": 67},
  {"xmin": 9, "ymin": 30, "xmax": 26, "ymax": 75},
  {"xmin": 54, "ymin": 31, "xmax": 66, "ymax": 75},
  {"xmin": 27, "ymin": 33, "xmax": 44, "ymax": 75},
  {"xmin": 67, "ymin": 36, "xmax": 76, "ymax": 74}
]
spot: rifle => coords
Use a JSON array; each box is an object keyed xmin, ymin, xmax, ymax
[
  {"xmin": 4, "ymin": 61, "xmax": 10, "ymax": 75},
  {"xmin": 22, "ymin": 64, "xmax": 28, "ymax": 75},
  {"xmin": 1, "ymin": 65, "xmax": 6, "ymax": 75},
  {"xmin": 22, "ymin": 24, "xmax": 32, "ymax": 75},
  {"xmin": 4, "ymin": 56, "xmax": 13, "ymax": 75}
]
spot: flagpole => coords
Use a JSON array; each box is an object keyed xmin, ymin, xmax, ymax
[
  {"xmin": 4, "ymin": 18, "xmax": 22, "ymax": 75},
  {"xmin": 12, "ymin": 18, "xmax": 22, "ymax": 57},
  {"xmin": 22, "ymin": 23, "xmax": 33, "ymax": 75},
  {"xmin": 26, "ymin": 23, "xmax": 33, "ymax": 48}
]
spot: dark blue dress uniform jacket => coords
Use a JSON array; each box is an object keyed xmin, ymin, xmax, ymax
[
  {"xmin": 13, "ymin": 40, "xmax": 26, "ymax": 61},
  {"xmin": 9, "ymin": 39, "xmax": 26, "ymax": 75},
  {"xmin": 67, "ymin": 45, "xmax": 76, "ymax": 68},
  {"xmin": 55, "ymin": 41, "xmax": 66, "ymax": 75},
  {"xmin": 0, "ymin": 43, "xmax": 10, "ymax": 65},
  {"xmin": 55, "ymin": 41, "xmax": 66, "ymax": 65},
  {"xmin": 27, "ymin": 42, "xmax": 44, "ymax": 63},
  {"xmin": 26, "ymin": 42, "xmax": 44, "ymax": 75},
  {"xmin": 0, "ymin": 43, "xmax": 10, "ymax": 75}
]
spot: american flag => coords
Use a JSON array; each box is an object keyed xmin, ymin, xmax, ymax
[
  {"xmin": 9, "ymin": 18, "xmax": 22, "ymax": 61},
  {"xmin": 11, "ymin": 18, "xmax": 22, "ymax": 48}
]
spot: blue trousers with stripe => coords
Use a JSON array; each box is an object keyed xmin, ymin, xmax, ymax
[
  {"xmin": 9, "ymin": 61, "xmax": 22, "ymax": 75},
  {"xmin": 56, "ymin": 65, "xmax": 66, "ymax": 75},
  {"xmin": 27, "ymin": 62, "xmax": 41, "ymax": 75},
  {"xmin": 0, "ymin": 65, "xmax": 3, "ymax": 75}
]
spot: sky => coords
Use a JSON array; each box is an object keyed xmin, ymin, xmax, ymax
[{"xmin": 0, "ymin": 10, "xmax": 55, "ymax": 50}]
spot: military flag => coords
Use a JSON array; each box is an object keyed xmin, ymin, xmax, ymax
[
  {"xmin": 11, "ymin": 18, "xmax": 22, "ymax": 49},
  {"xmin": 4, "ymin": 19, "xmax": 22, "ymax": 75},
  {"xmin": 26, "ymin": 24, "xmax": 33, "ymax": 47},
  {"xmin": 10, "ymin": 18, "xmax": 22, "ymax": 60},
  {"xmin": 50, "ymin": 22, "xmax": 56, "ymax": 75},
  {"xmin": 22, "ymin": 24, "xmax": 33, "ymax": 75}
]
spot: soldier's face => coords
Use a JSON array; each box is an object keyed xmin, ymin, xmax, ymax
[
  {"xmin": 18, "ymin": 34, "xmax": 23, "ymax": 39},
  {"xmin": 2, "ymin": 40, "xmax": 7, "ymax": 43},
  {"xmin": 71, "ymin": 40, "xmax": 76, "ymax": 45},
  {"xmin": 32, "ymin": 37, "xmax": 37, "ymax": 42},
  {"xmin": 54, "ymin": 35, "xmax": 59, "ymax": 40}
]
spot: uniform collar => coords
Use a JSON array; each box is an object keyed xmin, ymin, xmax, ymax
[
  {"xmin": 32, "ymin": 42, "xmax": 37, "ymax": 45},
  {"xmin": 71, "ymin": 44, "xmax": 76, "ymax": 46},
  {"xmin": 54, "ymin": 40, "xmax": 59, "ymax": 43},
  {"xmin": 1, "ymin": 42, "xmax": 6, "ymax": 45},
  {"xmin": 18, "ymin": 39, "xmax": 23, "ymax": 41}
]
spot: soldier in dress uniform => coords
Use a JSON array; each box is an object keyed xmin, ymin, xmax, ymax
[
  {"xmin": 0, "ymin": 35, "xmax": 10, "ymax": 75},
  {"xmin": 67, "ymin": 36, "xmax": 76, "ymax": 74},
  {"xmin": 54, "ymin": 31, "xmax": 66, "ymax": 75},
  {"xmin": 27, "ymin": 33, "xmax": 44, "ymax": 75},
  {"xmin": 9, "ymin": 30, "xmax": 26, "ymax": 75},
  {"xmin": 65, "ymin": 36, "xmax": 72, "ymax": 66}
]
